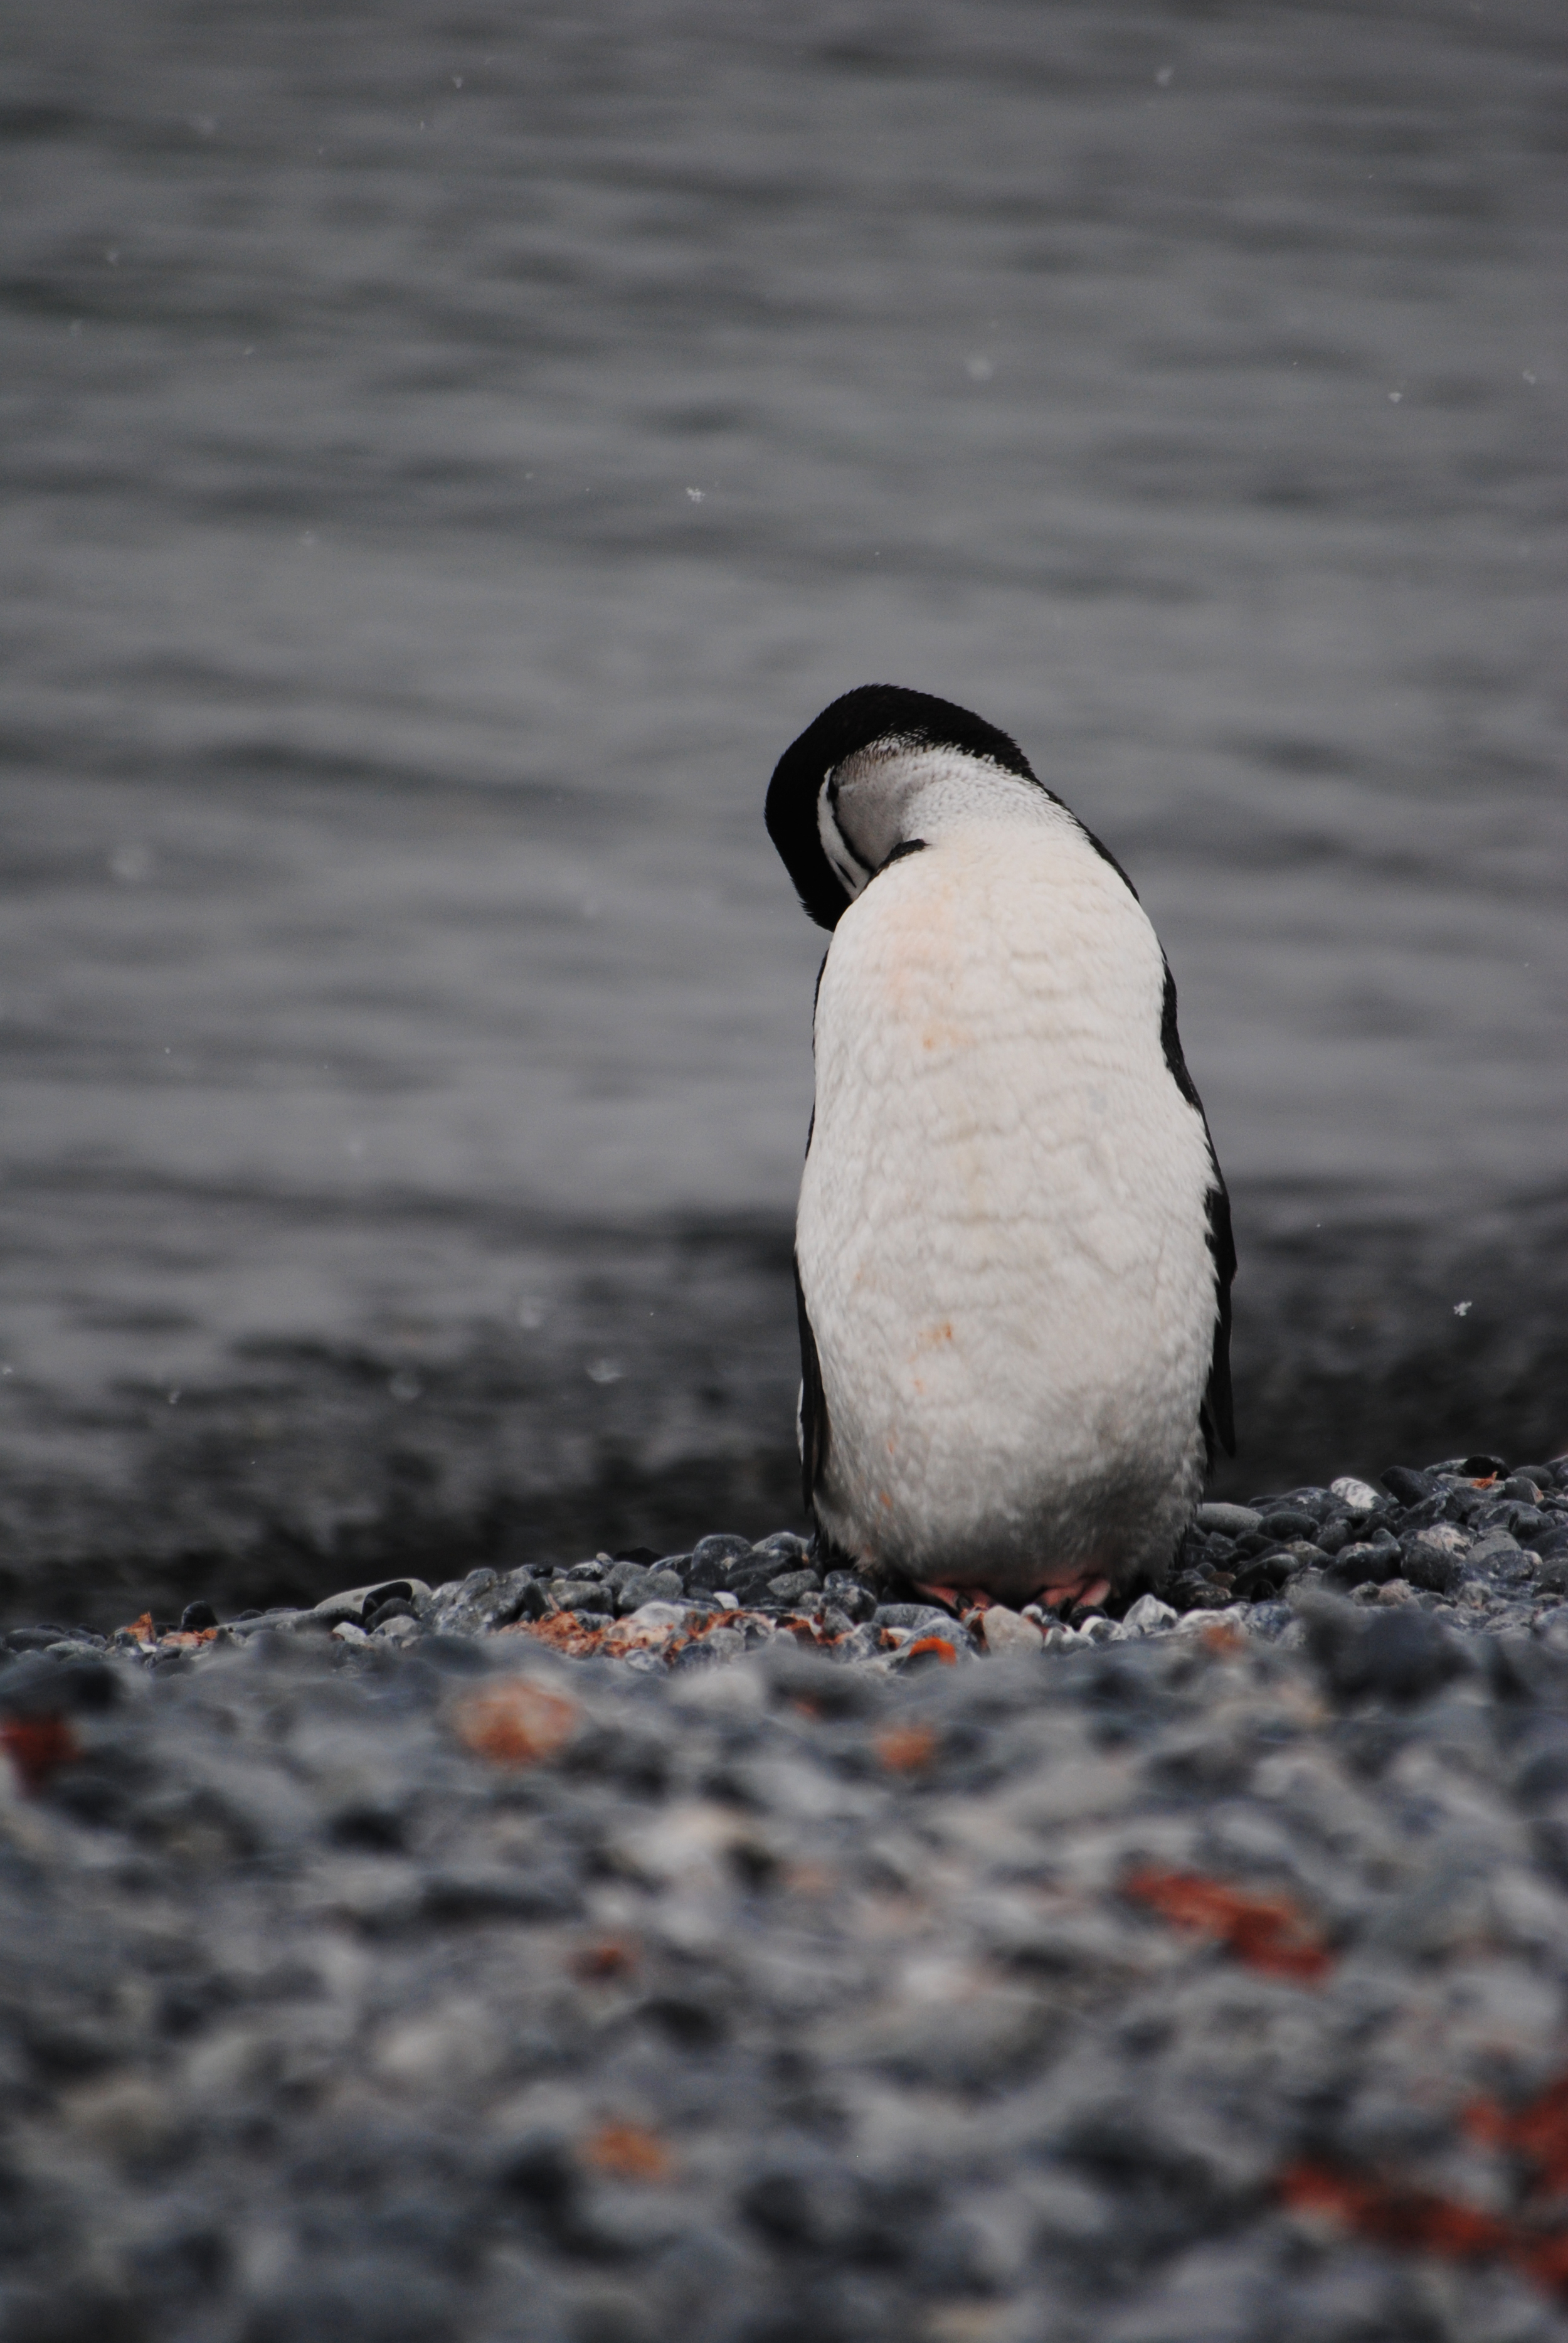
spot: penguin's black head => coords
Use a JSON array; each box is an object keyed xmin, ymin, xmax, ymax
[{"xmin": 765, "ymin": 686, "xmax": 1039, "ymax": 931}]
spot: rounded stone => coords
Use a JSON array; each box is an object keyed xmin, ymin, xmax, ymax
[
  {"xmin": 1195, "ymin": 1504, "xmax": 1263, "ymax": 1538},
  {"xmin": 822, "ymin": 1572, "xmax": 877, "ymax": 1623},
  {"xmin": 690, "ymin": 1534, "xmax": 755, "ymax": 1570},
  {"xmin": 1259, "ymin": 1509, "xmax": 1318, "ymax": 1544},
  {"xmin": 1327, "ymin": 1542, "xmax": 1401, "ymax": 1590},
  {"xmin": 765, "ymin": 1570, "xmax": 821, "ymax": 1606}
]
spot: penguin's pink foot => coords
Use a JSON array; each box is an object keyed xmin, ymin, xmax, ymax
[{"xmin": 1035, "ymin": 1573, "xmax": 1111, "ymax": 1613}]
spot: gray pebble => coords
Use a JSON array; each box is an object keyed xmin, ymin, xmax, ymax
[
  {"xmin": 1195, "ymin": 1503, "xmax": 1263, "ymax": 1537},
  {"xmin": 822, "ymin": 1571, "xmax": 877, "ymax": 1623},
  {"xmin": 764, "ymin": 1568, "xmax": 820, "ymax": 1605},
  {"xmin": 870, "ymin": 1602, "xmax": 950, "ymax": 1631},
  {"xmin": 689, "ymin": 1533, "xmax": 755, "ymax": 1572}
]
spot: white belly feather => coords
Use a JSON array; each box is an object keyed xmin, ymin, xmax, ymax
[{"xmin": 796, "ymin": 810, "xmax": 1217, "ymax": 1590}]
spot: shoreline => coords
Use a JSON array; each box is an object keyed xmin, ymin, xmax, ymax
[
  {"xmin": 8, "ymin": 1448, "xmax": 1565, "ymax": 1676},
  {"xmin": 3, "ymin": 1182, "xmax": 1565, "ymax": 1637}
]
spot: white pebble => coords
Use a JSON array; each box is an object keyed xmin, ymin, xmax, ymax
[
  {"xmin": 979, "ymin": 1605, "xmax": 1044, "ymax": 1655},
  {"xmin": 1122, "ymin": 1593, "xmax": 1179, "ymax": 1634}
]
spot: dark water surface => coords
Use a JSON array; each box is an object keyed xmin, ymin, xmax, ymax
[{"xmin": 2, "ymin": 1, "xmax": 1564, "ymax": 1620}]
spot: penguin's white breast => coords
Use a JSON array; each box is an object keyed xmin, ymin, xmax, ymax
[{"xmin": 797, "ymin": 814, "xmax": 1216, "ymax": 1519}]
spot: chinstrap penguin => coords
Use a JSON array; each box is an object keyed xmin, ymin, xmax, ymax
[{"xmin": 765, "ymin": 684, "xmax": 1236, "ymax": 1613}]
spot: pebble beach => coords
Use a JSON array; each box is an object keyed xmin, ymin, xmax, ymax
[{"xmin": 5, "ymin": 1452, "xmax": 1568, "ymax": 2342}]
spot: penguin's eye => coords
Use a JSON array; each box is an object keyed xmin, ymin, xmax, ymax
[{"xmin": 817, "ymin": 777, "xmax": 872, "ymax": 900}]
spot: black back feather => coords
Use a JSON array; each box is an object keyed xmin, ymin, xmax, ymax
[
  {"xmin": 1160, "ymin": 962, "xmax": 1236, "ymax": 1459},
  {"xmin": 793, "ymin": 1255, "xmax": 830, "ymax": 1511}
]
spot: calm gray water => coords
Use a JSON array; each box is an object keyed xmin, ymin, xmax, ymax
[{"xmin": 2, "ymin": 0, "xmax": 1565, "ymax": 1617}]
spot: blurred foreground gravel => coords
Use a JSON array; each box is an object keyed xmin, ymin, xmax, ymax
[{"xmin": 4, "ymin": 1452, "xmax": 1568, "ymax": 2342}]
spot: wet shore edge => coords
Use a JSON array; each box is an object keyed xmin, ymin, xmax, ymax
[
  {"xmin": 4, "ymin": 1176, "xmax": 1567, "ymax": 1640},
  {"xmin": 7, "ymin": 1445, "xmax": 1568, "ymax": 1679}
]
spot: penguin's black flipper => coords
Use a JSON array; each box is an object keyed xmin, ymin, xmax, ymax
[
  {"xmin": 793, "ymin": 1256, "xmax": 830, "ymax": 1512},
  {"xmin": 1200, "ymin": 1178, "xmax": 1237, "ymax": 1464},
  {"xmin": 1159, "ymin": 962, "xmax": 1237, "ymax": 1465}
]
